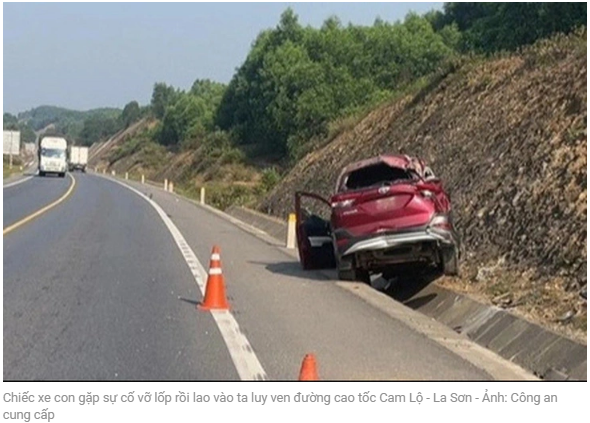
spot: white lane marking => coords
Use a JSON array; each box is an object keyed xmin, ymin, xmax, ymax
[
  {"xmin": 3, "ymin": 175, "xmax": 34, "ymax": 189},
  {"xmin": 102, "ymin": 175, "xmax": 268, "ymax": 381}
]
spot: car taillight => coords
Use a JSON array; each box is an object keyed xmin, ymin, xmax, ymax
[
  {"xmin": 331, "ymin": 199, "xmax": 355, "ymax": 209},
  {"xmin": 430, "ymin": 215, "xmax": 452, "ymax": 230}
]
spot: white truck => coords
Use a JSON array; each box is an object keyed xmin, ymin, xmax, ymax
[
  {"xmin": 38, "ymin": 136, "xmax": 68, "ymax": 177},
  {"xmin": 69, "ymin": 145, "xmax": 88, "ymax": 172}
]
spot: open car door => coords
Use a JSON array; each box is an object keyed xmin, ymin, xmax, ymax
[{"xmin": 295, "ymin": 191, "xmax": 336, "ymax": 270}]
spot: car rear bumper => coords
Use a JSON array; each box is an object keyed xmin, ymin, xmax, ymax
[{"xmin": 341, "ymin": 227, "xmax": 457, "ymax": 256}]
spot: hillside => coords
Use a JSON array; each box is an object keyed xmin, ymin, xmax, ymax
[
  {"xmin": 14, "ymin": 105, "xmax": 124, "ymax": 146},
  {"xmin": 89, "ymin": 118, "xmax": 264, "ymax": 209},
  {"xmin": 260, "ymin": 32, "xmax": 587, "ymax": 341},
  {"xmin": 18, "ymin": 105, "xmax": 120, "ymax": 130},
  {"xmin": 84, "ymin": 28, "xmax": 587, "ymax": 342}
]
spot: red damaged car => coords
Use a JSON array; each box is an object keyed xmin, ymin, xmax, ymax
[{"xmin": 295, "ymin": 154, "xmax": 460, "ymax": 283}]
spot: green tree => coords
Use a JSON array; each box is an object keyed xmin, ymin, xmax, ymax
[
  {"xmin": 3, "ymin": 113, "xmax": 19, "ymax": 130},
  {"xmin": 79, "ymin": 115, "xmax": 122, "ymax": 146},
  {"xmin": 151, "ymin": 83, "xmax": 178, "ymax": 119},
  {"xmin": 19, "ymin": 124, "xmax": 36, "ymax": 144},
  {"xmin": 439, "ymin": 2, "xmax": 587, "ymax": 53},
  {"xmin": 155, "ymin": 79, "xmax": 226, "ymax": 148},
  {"xmin": 217, "ymin": 8, "xmax": 457, "ymax": 160},
  {"xmin": 120, "ymin": 101, "xmax": 141, "ymax": 128}
]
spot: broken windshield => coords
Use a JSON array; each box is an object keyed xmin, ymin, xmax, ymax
[{"xmin": 342, "ymin": 163, "xmax": 416, "ymax": 191}]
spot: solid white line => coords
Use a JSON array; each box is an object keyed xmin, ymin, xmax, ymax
[
  {"xmin": 3, "ymin": 175, "xmax": 34, "ymax": 189},
  {"xmin": 101, "ymin": 175, "xmax": 268, "ymax": 381}
]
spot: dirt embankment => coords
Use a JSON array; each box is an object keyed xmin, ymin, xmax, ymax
[
  {"xmin": 89, "ymin": 118, "xmax": 264, "ymax": 209},
  {"xmin": 260, "ymin": 34, "xmax": 587, "ymax": 341}
]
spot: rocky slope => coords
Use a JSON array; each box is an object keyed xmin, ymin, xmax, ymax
[{"xmin": 260, "ymin": 32, "xmax": 587, "ymax": 341}]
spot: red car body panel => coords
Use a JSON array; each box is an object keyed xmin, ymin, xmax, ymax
[{"xmin": 295, "ymin": 154, "xmax": 460, "ymax": 278}]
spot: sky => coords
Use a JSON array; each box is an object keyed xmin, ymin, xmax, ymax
[{"xmin": 2, "ymin": 2, "xmax": 442, "ymax": 114}]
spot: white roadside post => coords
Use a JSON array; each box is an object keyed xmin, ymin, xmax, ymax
[
  {"xmin": 164, "ymin": 179, "xmax": 168, "ymax": 191},
  {"xmin": 286, "ymin": 213, "xmax": 297, "ymax": 249},
  {"xmin": 141, "ymin": 174, "xmax": 145, "ymax": 184},
  {"xmin": 200, "ymin": 187, "xmax": 206, "ymax": 205},
  {"xmin": 112, "ymin": 170, "xmax": 116, "ymax": 176},
  {"xmin": 169, "ymin": 182, "xmax": 174, "ymax": 193},
  {"xmin": 125, "ymin": 172, "xmax": 128, "ymax": 180}
]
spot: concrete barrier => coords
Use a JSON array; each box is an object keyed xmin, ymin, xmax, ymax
[{"xmin": 225, "ymin": 206, "xmax": 288, "ymax": 243}]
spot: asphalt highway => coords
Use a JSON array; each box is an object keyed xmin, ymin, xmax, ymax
[{"xmin": 3, "ymin": 172, "xmax": 529, "ymax": 380}]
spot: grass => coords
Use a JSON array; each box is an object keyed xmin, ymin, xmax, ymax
[
  {"xmin": 3, "ymin": 157, "xmax": 23, "ymax": 179},
  {"xmin": 522, "ymin": 27, "xmax": 586, "ymax": 68},
  {"xmin": 176, "ymin": 180, "xmax": 262, "ymax": 211}
]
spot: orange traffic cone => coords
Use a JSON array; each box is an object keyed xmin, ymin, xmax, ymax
[
  {"xmin": 298, "ymin": 354, "xmax": 319, "ymax": 381},
  {"xmin": 198, "ymin": 246, "xmax": 230, "ymax": 311}
]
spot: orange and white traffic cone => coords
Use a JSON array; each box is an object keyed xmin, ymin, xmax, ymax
[
  {"xmin": 298, "ymin": 354, "xmax": 319, "ymax": 381},
  {"xmin": 198, "ymin": 246, "xmax": 230, "ymax": 311}
]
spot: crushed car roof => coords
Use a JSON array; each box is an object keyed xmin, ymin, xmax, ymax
[{"xmin": 337, "ymin": 154, "xmax": 425, "ymax": 178}]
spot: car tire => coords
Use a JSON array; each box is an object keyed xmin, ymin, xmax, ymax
[
  {"xmin": 441, "ymin": 246, "xmax": 459, "ymax": 276},
  {"xmin": 300, "ymin": 252, "xmax": 313, "ymax": 270},
  {"xmin": 39, "ymin": 171, "xmax": 45, "ymax": 177}
]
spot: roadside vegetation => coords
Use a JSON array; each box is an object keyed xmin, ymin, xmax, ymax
[
  {"xmin": 259, "ymin": 27, "xmax": 587, "ymax": 342},
  {"xmin": 91, "ymin": 3, "xmax": 586, "ymax": 210},
  {"xmin": 3, "ymin": 113, "xmax": 36, "ymax": 144},
  {"xmin": 6, "ymin": 104, "xmax": 149, "ymax": 147},
  {"xmin": 2, "ymin": 156, "xmax": 23, "ymax": 179}
]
